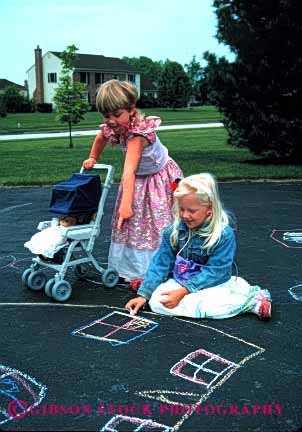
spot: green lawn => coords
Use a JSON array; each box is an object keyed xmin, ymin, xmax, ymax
[
  {"xmin": 1, "ymin": 127, "xmax": 301, "ymax": 186},
  {"xmin": 0, "ymin": 106, "xmax": 222, "ymax": 134}
]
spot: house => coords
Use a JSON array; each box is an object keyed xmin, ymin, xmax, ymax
[
  {"xmin": 140, "ymin": 76, "xmax": 158, "ymax": 99},
  {"xmin": 27, "ymin": 46, "xmax": 140, "ymax": 106},
  {"xmin": 0, "ymin": 79, "xmax": 28, "ymax": 98}
]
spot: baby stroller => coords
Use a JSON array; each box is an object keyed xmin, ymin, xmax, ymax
[{"xmin": 22, "ymin": 164, "xmax": 119, "ymax": 302}]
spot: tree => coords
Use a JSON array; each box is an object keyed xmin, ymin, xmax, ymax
[
  {"xmin": 184, "ymin": 56, "xmax": 204, "ymax": 103},
  {"xmin": 122, "ymin": 56, "xmax": 163, "ymax": 84},
  {"xmin": 158, "ymin": 61, "xmax": 191, "ymax": 109},
  {"xmin": 53, "ymin": 44, "xmax": 89, "ymax": 148},
  {"xmin": 205, "ymin": 0, "xmax": 302, "ymax": 161},
  {"xmin": 3, "ymin": 85, "xmax": 25, "ymax": 113}
]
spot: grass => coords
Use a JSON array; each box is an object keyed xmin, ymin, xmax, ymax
[
  {"xmin": 1, "ymin": 127, "xmax": 302, "ymax": 186},
  {"xmin": 0, "ymin": 106, "xmax": 222, "ymax": 134}
]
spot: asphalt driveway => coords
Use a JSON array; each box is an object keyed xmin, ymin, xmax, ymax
[{"xmin": 0, "ymin": 181, "xmax": 301, "ymax": 432}]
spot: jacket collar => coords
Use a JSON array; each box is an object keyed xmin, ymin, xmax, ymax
[
  {"xmin": 178, "ymin": 220, "xmax": 188, "ymax": 233},
  {"xmin": 178, "ymin": 220, "xmax": 205, "ymax": 237}
]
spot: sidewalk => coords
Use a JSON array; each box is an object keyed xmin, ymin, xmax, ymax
[{"xmin": 0, "ymin": 122, "xmax": 223, "ymax": 141}]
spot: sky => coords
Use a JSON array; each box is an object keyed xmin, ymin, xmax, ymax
[{"xmin": 1, "ymin": 0, "xmax": 234, "ymax": 86}]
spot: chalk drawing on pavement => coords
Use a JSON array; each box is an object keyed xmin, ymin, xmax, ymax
[
  {"xmin": 288, "ymin": 284, "xmax": 302, "ymax": 302},
  {"xmin": 0, "ymin": 254, "xmax": 32, "ymax": 273},
  {"xmin": 271, "ymin": 229, "xmax": 302, "ymax": 248},
  {"xmin": 100, "ymin": 415, "xmax": 173, "ymax": 432},
  {"xmin": 0, "ymin": 364, "xmax": 47, "ymax": 426},
  {"xmin": 136, "ymin": 319, "xmax": 265, "ymax": 431},
  {"xmin": 170, "ymin": 348, "xmax": 239, "ymax": 388},
  {"xmin": 71, "ymin": 311, "xmax": 159, "ymax": 346}
]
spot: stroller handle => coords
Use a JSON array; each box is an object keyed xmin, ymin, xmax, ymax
[{"xmin": 80, "ymin": 163, "xmax": 114, "ymax": 177}]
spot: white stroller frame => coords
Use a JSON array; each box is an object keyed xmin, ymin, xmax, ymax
[{"xmin": 22, "ymin": 164, "xmax": 119, "ymax": 302}]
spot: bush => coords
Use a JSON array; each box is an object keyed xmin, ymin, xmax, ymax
[
  {"xmin": 137, "ymin": 94, "xmax": 159, "ymax": 108},
  {"xmin": 19, "ymin": 100, "xmax": 35, "ymax": 113},
  {"xmin": 0, "ymin": 96, "xmax": 7, "ymax": 117},
  {"xmin": 190, "ymin": 101, "xmax": 203, "ymax": 107},
  {"xmin": 36, "ymin": 103, "xmax": 53, "ymax": 113}
]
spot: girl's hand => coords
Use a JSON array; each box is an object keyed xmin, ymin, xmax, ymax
[
  {"xmin": 125, "ymin": 296, "xmax": 147, "ymax": 315},
  {"xmin": 160, "ymin": 287, "xmax": 189, "ymax": 309},
  {"xmin": 117, "ymin": 205, "xmax": 134, "ymax": 229},
  {"xmin": 82, "ymin": 157, "xmax": 97, "ymax": 170}
]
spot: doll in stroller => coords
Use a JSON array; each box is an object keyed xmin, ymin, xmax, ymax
[{"xmin": 22, "ymin": 164, "xmax": 119, "ymax": 302}]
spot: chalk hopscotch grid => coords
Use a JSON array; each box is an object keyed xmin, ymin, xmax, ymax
[
  {"xmin": 71, "ymin": 311, "xmax": 159, "ymax": 346},
  {"xmin": 170, "ymin": 348, "xmax": 239, "ymax": 389},
  {"xmin": 0, "ymin": 365, "xmax": 47, "ymax": 426},
  {"xmin": 100, "ymin": 414, "xmax": 173, "ymax": 432}
]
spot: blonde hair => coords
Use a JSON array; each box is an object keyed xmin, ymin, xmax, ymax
[
  {"xmin": 170, "ymin": 173, "xmax": 229, "ymax": 251},
  {"xmin": 96, "ymin": 79, "xmax": 138, "ymax": 113}
]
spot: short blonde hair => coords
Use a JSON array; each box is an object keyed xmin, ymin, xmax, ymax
[
  {"xmin": 171, "ymin": 173, "xmax": 229, "ymax": 251},
  {"xmin": 96, "ymin": 79, "xmax": 138, "ymax": 113}
]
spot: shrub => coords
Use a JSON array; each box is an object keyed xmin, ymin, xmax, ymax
[
  {"xmin": 19, "ymin": 100, "xmax": 35, "ymax": 113},
  {"xmin": 36, "ymin": 103, "xmax": 53, "ymax": 113},
  {"xmin": 137, "ymin": 94, "xmax": 159, "ymax": 108},
  {"xmin": 0, "ymin": 96, "xmax": 7, "ymax": 117}
]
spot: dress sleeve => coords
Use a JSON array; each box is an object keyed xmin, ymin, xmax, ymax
[
  {"xmin": 128, "ymin": 116, "xmax": 162, "ymax": 145},
  {"xmin": 99, "ymin": 123, "xmax": 118, "ymax": 146}
]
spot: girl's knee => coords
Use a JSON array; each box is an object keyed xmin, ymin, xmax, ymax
[
  {"xmin": 232, "ymin": 276, "xmax": 250, "ymax": 288},
  {"xmin": 149, "ymin": 294, "xmax": 163, "ymax": 313}
]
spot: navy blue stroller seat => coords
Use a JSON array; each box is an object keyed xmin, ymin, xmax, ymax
[{"xmin": 49, "ymin": 173, "xmax": 101, "ymax": 221}]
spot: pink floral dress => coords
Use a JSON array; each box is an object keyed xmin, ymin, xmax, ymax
[{"xmin": 101, "ymin": 115, "xmax": 183, "ymax": 280}]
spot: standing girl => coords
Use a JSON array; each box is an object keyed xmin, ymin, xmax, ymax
[
  {"xmin": 83, "ymin": 80, "xmax": 183, "ymax": 285},
  {"xmin": 126, "ymin": 173, "xmax": 272, "ymax": 319}
]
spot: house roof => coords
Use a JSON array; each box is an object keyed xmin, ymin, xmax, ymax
[
  {"xmin": 140, "ymin": 76, "xmax": 157, "ymax": 91},
  {"xmin": 0, "ymin": 79, "xmax": 25, "ymax": 90},
  {"xmin": 50, "ymin": 52, "xmax": 137, "ymax": 73}
]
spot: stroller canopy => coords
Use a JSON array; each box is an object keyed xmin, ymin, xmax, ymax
[{"xmin": 48, "ymin": 173, "xmax": 102, "ymax": 216}]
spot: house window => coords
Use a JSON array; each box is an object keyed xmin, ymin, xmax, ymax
[
  {"xmin": 111, "ymin": 74, "xmax": 126, "ymax": 81},
  {"xmin": 48, "ymin": 73, "xmax": 57, "ymax": 83},
  {"xmin": 79, "ymin": 72, "xmax": 90, "ymax": 84},
  {"xmin": 95, "ymin": 73, "xmax": 105, "ymax": 85},
  {"xmin": 128, "ymin": 74, "xmax": 135, "ymax": 83}
]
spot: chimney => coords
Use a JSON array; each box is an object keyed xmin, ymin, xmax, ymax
[{"xmin": 34, "ymin": 45, "xmax": 44, "ymax": 104}]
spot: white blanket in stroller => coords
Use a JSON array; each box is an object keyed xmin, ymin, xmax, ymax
[{"xmin": 24, "ymin": 226, "xmax": 68, "ymax": 258}]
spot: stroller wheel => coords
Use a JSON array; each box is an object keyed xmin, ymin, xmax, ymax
[
  {"xmin": 27, "ymin": 271, "xmax": 47, "ymax": 291},
  {"xmin": 45, "ymin": 278, "xmax": 55, "ymax": 298},
  {"xmin": 22, "ymin": 268, "xmax": 32, "ymax": 287},
  {"xmin": 102, "ymin": 269, "xmax": 119, "ymax": 288},
  {"xmin": 51, "ymin": 280, "xmax": 72, "ymax": 302}
]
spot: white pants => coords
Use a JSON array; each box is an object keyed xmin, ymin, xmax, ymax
[{"xmin": 148, "ymin": 277, "xmax": 269, "ymax": 319}]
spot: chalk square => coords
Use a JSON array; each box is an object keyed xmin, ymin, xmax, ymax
[
  {"xmin": 71, "ymin": 311, "xmax": 159, "ymax": 346},
  {"xmin": 170, "ymin": 348, "xmax": 239, "ymax": 388}
]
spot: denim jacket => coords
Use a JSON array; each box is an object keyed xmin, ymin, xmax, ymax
[{"xmin": 137, "ymin": 220, "xmax": 236, "ymax": 300}]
